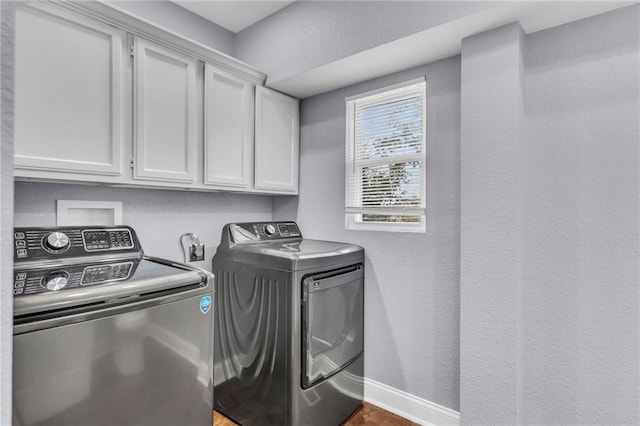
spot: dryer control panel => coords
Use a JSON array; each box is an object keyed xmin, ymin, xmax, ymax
[{"xmin": 228, "ymin": 222, "xmax": 301, "ymax": 243}]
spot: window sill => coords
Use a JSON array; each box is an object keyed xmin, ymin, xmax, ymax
[{"xmin": 345, "ymin": 216, "xmax": 426, "ymax": 233}]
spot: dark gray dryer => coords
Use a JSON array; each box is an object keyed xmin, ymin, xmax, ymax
[{"xmin": 213, "ymin": 222, "xmax": 364, "ymax": 426}]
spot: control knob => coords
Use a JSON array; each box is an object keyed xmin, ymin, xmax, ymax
[
  {"xmin": 264, "ymin": 224, "xmax": 276, "ymax": 236},
  {"xmin": 43, "ymin": 271, "xmax": 69, "ymax": 291},
  {"xmin": 45, "ymin": 232, "xmax": 70, "ymax": 251}
]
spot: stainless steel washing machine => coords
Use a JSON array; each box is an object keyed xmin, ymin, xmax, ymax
[
  {"xmin": 213, "ymin": 221, "xmax": 364, "ymax": 426},
  {"xmin": 12, "ymin": 225, "xmax": 214, "ymax": 426}
]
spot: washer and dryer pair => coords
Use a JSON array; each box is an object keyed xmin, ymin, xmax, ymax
[{"xmin": 213, "ymin": 222, "xmax": 365, "ymax": 426}]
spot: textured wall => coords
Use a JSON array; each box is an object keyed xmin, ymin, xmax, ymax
[
  {"xmin": 14, "ymin": 182, "xmax": 272, "ymax": 269},
  {"xmin": 274, "ymin": 56, "xmax": 461, "ymax": 411},
  {"xmin": 234, "ymin": 1, "xmax": 493, "ymax": 86},
  {"xmin": 0, "ymin": 2, "xmax": 14, "ymax": 423},
  {"xmin": 110, "ymin": 0, "xmax": 234, "ymax": 56},
  {"xmin": 521, "ymin": 6, "xmax": 639, "ymax": 424},
  {"xmin": 459, "ymin": 22, "xmax": 525, "ymax": 425},
  {"xmin": 460, "ymin": 6, "xmax": 640, "ymax": 424}
]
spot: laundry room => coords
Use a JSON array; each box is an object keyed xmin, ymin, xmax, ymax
[{"xmin": 1, "ymin": 1, "xmax": 639, "ymax": 425}]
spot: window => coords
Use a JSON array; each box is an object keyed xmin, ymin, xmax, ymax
[{"xmin": 345, "ymin": 78, "xmax": 426, "ymax": 232}]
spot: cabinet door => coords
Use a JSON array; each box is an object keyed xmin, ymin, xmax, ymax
[
  {"xmin": 204, "ymin": 64, "xmax": 253, "ymax": 188},
  {"xmin": 254, "ymin": 86, "xmax": 299, "ymax": 193},
  {"xmin": 134, "ymin": 37, "xmax": 197, "ymax": 183},
  {"xmin": 15, "ymin": 3, "xmax": 125, "ymax": 176}
]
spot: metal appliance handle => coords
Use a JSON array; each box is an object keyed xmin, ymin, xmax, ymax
[
  {"xmin": 14, "ymin": 283, "xmax": 213, "ymax": 335},
  {"xmin": 14, "ymin": 270, "xmax": 207, "ymax": 317},
  {"xmin": 15, "ymin": 257, "xmax": 213, "ymax": 317},
  {"xmin": 302, "ymin": 264, "xmax": 363, "ymax": 295}
]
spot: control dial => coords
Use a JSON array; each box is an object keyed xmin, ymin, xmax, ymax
[
  {"xmin": 44, "ymin": 232, "xmax": 70, "ymax": 251},
  {"xmin": 43, "ymin": 271, "xmax": 69, "ymax": 291},
  {"xmin": 264, "ymin": 224, "xmax": 276, "ymax": 236}
]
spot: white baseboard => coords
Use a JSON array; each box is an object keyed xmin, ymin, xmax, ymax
[{"xmin": 364, "ymin": 379, "xmax": 460, "ymax": 426}]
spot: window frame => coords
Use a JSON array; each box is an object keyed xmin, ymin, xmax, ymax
[{"xmin": 345, "ymin": 77, "xmax": 427, "ymax": 233}]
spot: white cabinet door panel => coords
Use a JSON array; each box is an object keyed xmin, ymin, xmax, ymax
[
  {"xmin": 254, "ymin": 86, "xmax": 299, "ymax": 193},
  {"xmin": 134, "ymin": 37, "xmax": 196, "ymax": 183},
  {"xmin": 15, "ymin": 3, "xmax": 124, "ymax": 176},
  {"xmin": 204, "ymin": 64, "xmax": 253, "ymax": 188}
]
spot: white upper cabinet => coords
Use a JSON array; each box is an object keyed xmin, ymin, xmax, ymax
[
  {"xmin": 15, "ymin": 3, "xmax": 126, "ymax": 178},
  {"xmin": 204, "ymin": 64, "xmax": 253, "ymax": 188},
  {"xmin": 254, "ymin": 86, "xmax": 300, "ymax": 193},
  {"xmin": 13, "ymin": 2, "xmax": 299, "ymax": 194},
  {"xmin": 133, "ymin": 37, "xmax": 197, "ymax": 183}
]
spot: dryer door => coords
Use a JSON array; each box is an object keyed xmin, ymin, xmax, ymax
[{"xmin": 301, "ymin": 263, "xmax": 364, "ymax": 389}]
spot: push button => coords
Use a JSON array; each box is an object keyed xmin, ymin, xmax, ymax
[{"xmin": 16, "ymin": 248, "xmax": 27, "ymax": 258}]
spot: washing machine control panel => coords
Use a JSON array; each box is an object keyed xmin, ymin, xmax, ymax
[
  {"xmin": 12, "ymin": 260, "xmax": 138, "ymax": 297},
  {"xmin": 229, "ymin": 222, "xmax": 301, "ymax": 243},
  {"xmin": 13, "ymin": 226, "xmax": 140, "ymax": 262}
]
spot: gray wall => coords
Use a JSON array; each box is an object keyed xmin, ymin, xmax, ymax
[
  {"xmin": 234, "ymin": 1, "xmax": 494, "ymax": 85},
  {"xmin": 0, "ymin": 1, "xmax": 14, "ymax": 423},
  {"xmin": 459, "ymin": 22, "xmax": 525, "ymax": 424},
  {"xmin": 522, "ymin": 6, "xmax": 639, "ymax": 424},
  {"xmin": 460, "ymin": 6, "xmax": 640, "ymax": 424},
  {"xmin": 110, "ymin": 0, "xmax": 234, "ymax": 55},
  {"xmin": 275, "ymin": 4, "xmax": 640, "ymax": 420},
  {"xmin": 14, "ymin": 182, "xmax": 272, "ymax": 268},
  {"xmin": 273, "ymin": 56, "xmax": 462, "ymax": 411}
]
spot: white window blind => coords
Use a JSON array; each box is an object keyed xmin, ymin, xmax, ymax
[{"xmin": 345, "ymin": 78, "xmax": 426, "ymax": 232}]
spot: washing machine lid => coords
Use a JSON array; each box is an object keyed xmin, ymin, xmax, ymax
[
  {"xmin": 222, "ymin": 239, "xmax": 364, "ymax": 270},
  {"xmin": 215, "ymin": 222, "xmax": 364, "ymax": 270}
]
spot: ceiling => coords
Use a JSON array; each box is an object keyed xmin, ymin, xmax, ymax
[{"xmin": 173, "ymin": 1, "xmax": 296, "ymax": 33}]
